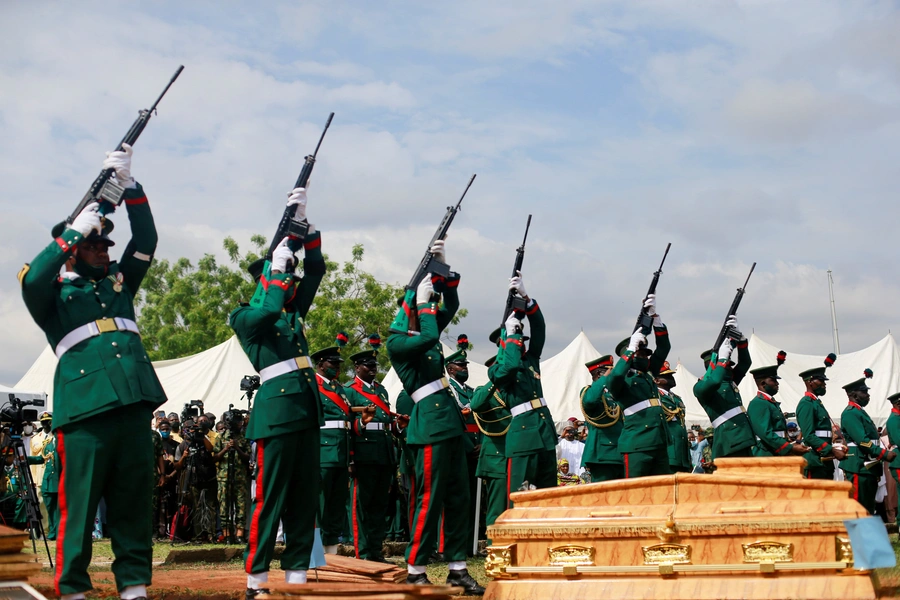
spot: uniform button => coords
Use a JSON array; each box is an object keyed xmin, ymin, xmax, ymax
[
  {"xmin": 435, "ymin": 403, "xmax": 439, "ymax": 407},
  {"xmin": 95, "ymin": 292, "xmax": 100, "ymax": 296},
  {"xmin": 276, "ymin": 333, "xmax": 280, "ymax": 336},
  {"xmin": 80, "ymin": 369, "xmax": 85, "ymax": 374},
  {"xmin": 116, "ymin": 354, "xmax": 121, "ymax": 358},
  {"xmin": 112, "ymin": 342, "xmax": 118, "ymax": 347},
  {"xmin": 281, "ymin": 389, "xmax": 285, "ymax": 393},
  {"xmin": 101, "ymin": 303, "xmax": 106, "ymax": 308},
  {"xmin": 522, "ymin": 425, "xmax": 526, "ymax": 429}
]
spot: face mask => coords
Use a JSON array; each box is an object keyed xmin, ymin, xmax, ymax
[
  {"xmin": 813, "ymin": 385, "xmax": 826, "ymax": 396},
  {"xmin": 74, "ymin": 255, "xmax": 107, "ymax": 280},
  {"xmin": 856, "ymin": 394, "xmax": 870, "ymax": 407},
  {"xmin": 23, "ymin": 424, "xmax": 34, "ymax": 436},
  {"xmin": 763, "ymin": 384, "xmax": 778, "ymax": 396},
  {"xmin": 160, "ymin": 431, "xmax": 170, "ymax": 439},
  {"xmin": 324, "ymin": 367, "xmax": 338, "ymax": 380},
  {"xmin": 42, "ymin": 422, "xmax": 51, "ymax": 433},
  {"xmin": 455, "ymin": 370, "xmax": 469, "ymax": 383},
  {"xmin": 199, "ymin": 422, "xmax": 210, "ymax": 433},
  {"xmin": 633, "ymin": 357, "xmax": 650, "ymax": 372},
  {"xmin": 690, "ymin": 441, "xmax": 698, "ymax": 449}
]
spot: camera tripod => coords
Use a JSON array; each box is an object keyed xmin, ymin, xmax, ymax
[{"xmin": 7, "ymin": 434, "xmax": 53, "ymax": 568}]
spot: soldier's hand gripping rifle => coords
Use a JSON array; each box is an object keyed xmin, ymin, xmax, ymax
[
  {"xmin": 634, "ymin": 243, "xmax": 671, "ymax": 335},
  {"xmin": 265, "ymin": 112, "xmax": 335, "ymax": 270},
  {"xmin": 68, "ymin": 66, "xmax": 184, "ymax": 223},
  {"xmin": 711, "ymin": 262, "xmax": 757, "ymax": 353},
  {"xmin": 500, "ymin": 215, "xmax": 532, "ymax": 328}
]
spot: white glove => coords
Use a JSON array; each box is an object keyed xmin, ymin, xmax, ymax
[
  {"xmin": 627, "ymin": 330, "xmax": 646, "ymax": 353},
  {"xmin": 643, "ymin": 293, "xmax": 657, "ymax": 315},
  {"xmin": 416, "ymin": 274, "xmax": 434, "ymax": 303},
  {"xmin": 505, "ymin": 312, "xmax": 523, "ymax": 335},
  {"xmin": 287, "ymin": 187, "xmax": 308, "ymax": 221},
  {"xmin": 509, "ymin": 270, "xmax": 528, "ymax": 298},
  {"xmin": 68, "ymin": 202, "xmax": 103, "ymax": 237},
  {"xmin": 717, "ymin": 339, "xmax": 734, "ymax": 361},
  {"xmin": 725, "ymin": 315, "xmax": 739, "ymax": 331},
  {"xmin": 429, "ymin": 239, "xmax": 446, "ymax": 263},
  {"xmin": 103, "ymin": 143, "xmax": 135, "ymax": 188},
  {"xmin": 272, "ymin": 237, "xmax": 296, "ymax": 273}
]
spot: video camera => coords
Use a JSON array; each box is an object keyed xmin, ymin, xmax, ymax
[
  {"xmin": 240, "ymin": 375, "xmax": 260, "ymax": 393},
  {"xmin": 181, "ymin": 399, "xmax": 204, "ymax": 423},
  {"xmin": 223, "ymin": 404, "xmax": 248, "ymax": 432},
  {"xmin": 1, "ymin": 394, "xmax": 45, "ymax": 436}
]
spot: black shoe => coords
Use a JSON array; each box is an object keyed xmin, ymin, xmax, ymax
[
  {"xmin": 245, "ymin": 588, "xmax": 270, "ymax": 599},
  {"xmin": 446, "ymin": 568, "xmax": 485, "ymax": 596},
  {"xmin": 428, "ymin": 551, "xmax": 445, "ymax": 563},
  {"xmin": 406, "ymin": 572, "xmax": 432, "ymax": 585}
]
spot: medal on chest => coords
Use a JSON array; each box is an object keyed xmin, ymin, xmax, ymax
[{"xmin": 109, "ymin": 272, "xmax": 124, "ymax": 293}]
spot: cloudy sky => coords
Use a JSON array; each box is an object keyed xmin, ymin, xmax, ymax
[{"xmin": 3, "ymin": 1, "xmax": 900, "ymax": 388}]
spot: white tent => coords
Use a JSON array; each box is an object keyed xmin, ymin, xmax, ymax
[
  {"xmin": 381, "ymin": 341, "xmax": 489, "ymax": 404},
  {"xmin": 539, "ymin": 332, "xmax": 601, "ymax": 431},
  {"xmin": 15, "ymin": 336, "xmax": 258, "ymax": 419},
  {"xmin": 671, "ymin": 362, "xmax": 708, "ymax": 425}
]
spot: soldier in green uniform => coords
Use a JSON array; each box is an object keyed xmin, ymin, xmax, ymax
[
  {"xmin": 230, "ymin": 185, "xmax": 326, "ymax": 596},
  {"xmin": 393, "ymin": 390, "xmax": 417, "ymax": 542},
  {"xmin": 693, "ymin": 317, "xmax": 755, "ymax": 462},
  {"xmin": 19, "ymin": 143, "xmax": 164, "ymax": 600},
  {"xmin": 655, "ymin": 361, "xmax": 692, "ymax": 473},
  {"xmin": 41, "ymin": 428, "xmax": 59, "ymax": 541},
  {"xmin": 386, "ymin": 240, "xmax": 482, "ymax": 594},
  {"xmin": 213, "ymin": 409, "xmax": 252, "ymax": 543},
  {"xmin": 796, "ymin": 355, "xmax": 845, "ymax": 480},
  {"xmin": 343, "ymin": 336, "xmax": 397, "ymax": 562},
  {"xmin": 839, "ymin": 370, "xmax": 895, "ymax": 514},
  {"xmin": 608, "ymin": 294, "xmax": 672, "ymax": 478},
  {"xmin": 747, "ymin": 357, "xmax": 809, "ymax": 458},
  {"xmin": 489, "ymin": 272, "xmax": 556, "ymax": 498},
  {"xmin": 445, "ymin": 335, "xmax": 482, "ymax": 556},
  {"xmin": 885, "ymin": 392, "xmax": 900, "ymax": 520},
  {"xmin": 471, "ymin": 356, "xmax": 510, "ymax": 532},
  {"xmin": 580, "ymin": 356, "xmax": 624, "ymax": 482}
]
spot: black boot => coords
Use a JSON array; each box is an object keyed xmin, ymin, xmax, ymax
[
  {"xmin": 406, "ymin": 572, "xmax": 432, "ymax": 585},
  {"xmin": 245, "ymin": 588, "xmax": 270, "ymax": 599},
  {"xmin": 446, "ymin": 568, "xmax": 485, "ymax": 596}
]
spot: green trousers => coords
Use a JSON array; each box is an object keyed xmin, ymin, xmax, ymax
[
  {"xmin": 584, "ymin": 462, "xmax": 624, "ymax": 483},
  {"xmin": 406, "ymin": 436, "xmax": 469, "ymax": 566},
  {"xmin": 484, "ymin": 476, "xmax": 507, "ymax": 529},
  {"xmin": 844, "ymin": 471, "xmax": 878, "ymax": 514},
  {"xmin": 623, "ymin": 449, "xmax": 672, "ymax": 478},
  {"xmin": 507, "ymin": 449, "xmax": 557, "ymax": 499},
  {"xmin": 43, "ymin": 492, "xmax": 58, "ymax": 540},
  {"xmin": 245, "ymin": 428, "xmax": 320, "ymax": 574},
  {"xmin": 54, "ymin": 405, "xmax": 153, "ymax": 596},
  {"xmin": 351, "ymin": 464, "xmax": 393, "ymax": 560},
  {"xmin": 319, "ymin": 465, "xmax": 349, "ymax": 546}
]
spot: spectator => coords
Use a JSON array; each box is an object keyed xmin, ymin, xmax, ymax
[
  {"xmin": 556, "ymin": 424, "xmax": 585, "ymax": 476},
  {"xmin": 157, "ymin": 420, "xmax": 179, "ymax": 539},
  {"xmin": 167, "ymin": 413, "xmax": 184, "ymax": 443},
  {"xmin": 691, "ymin": 429, "xmax": 708, "ymax": 473},
  {"xmin": 787, "ymin": 421, "xmax": 800, "ymax": 442},
  {"xmin": 173, "ymin": 419, "xmax": 217, "ymax": 542},
  {"xmin": 556, "ymin": 459, "xmax": 582, "ymax": 486}
]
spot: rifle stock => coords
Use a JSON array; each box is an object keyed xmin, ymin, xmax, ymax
[
  {"xmin": 634, "ymin": 242, "xmax": 671, "ymax": 335},
  {"xmin": 712, "ymin": 262, "xmax": 757, "ymax": 352},
  {"xmin": 500, "ymin": 214, "xmax": 532, "ymax": 327},
  {"xmin": 69, "ymin": 65, "xmax": 184, "ymax": 222}
]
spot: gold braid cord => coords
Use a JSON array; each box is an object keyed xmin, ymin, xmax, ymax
[
  {"xmin": 581, "ymin": 386, "xmax": 621, "ymax": 429},
  {"xmin": 474, "ymin": 388, "xmax": 512, "ymax": 437},
  {"xmin": 660, "ymin": 395, "xmax": 685, "ymax": 425}
]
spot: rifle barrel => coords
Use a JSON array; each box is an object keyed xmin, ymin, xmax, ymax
[
  {"xmin": 455, "ymin": 174, "xmax": 476, "ymax": 209},
  {"xmin": 521, "ymin": 214, "xmax": 532, "ymax": 246},
  {"xmin": 149, "ymin": 65, "xmax": 184, "ymax": 114},
  {"xmin": 312, "ymin": 112, "xmax": 335, "ymax": 159},
  {"xmin": 742, "ymin": 262, "xmax": 757, "ymax": 290}
]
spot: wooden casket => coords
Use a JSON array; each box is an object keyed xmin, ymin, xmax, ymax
[{"xmin": 484, "ymin": 457, "xmax": 880, "ymax": 599}]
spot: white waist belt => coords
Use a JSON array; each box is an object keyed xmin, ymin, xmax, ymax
[
  {"xmin": 321, "ymin": 420, "xmax": 349, "ymax": 430},
  {"xmin": 846, "ymin": 442, "xmax": 857, "ymax": 447},
  {"xmin": 756, "ymin": 432, "xmax": 786, "ymax": 441},
  {"xmin": 814, "ymin": 430, "xmax": 832, "ymax": 437},
  {"xmin": 712, "ymin": 405, "xmax": 746, "ymax": 429},
  {"xmin": 623, "ymin": 398, "xmax": 661, "ymax": 416},
  {"xmin": 259, "ymin": 356, "xmax": 313, "ymax": 383},
  {"xmin": 366, "ymin": 423, "xmax": 386, "ymax": 431},
  {"xmin": 510, "ymin": 398, "xmax": 547, "ymax": 417},
  {"xmin": 55, "ymin": 317, "xmax": 140, "ymax": 359},
  {"xmin": 411, "ymin": 377, "xmax": 449, "ymax": 403}
]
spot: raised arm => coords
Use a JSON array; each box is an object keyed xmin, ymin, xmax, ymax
[
  {"xmin": 648, "ymin": 325, "xmax": 670, "ymax": 374},
  {"xmin": 118, "ymin": 183, "xmax": 158, "ymax": 293},
  {"xmin": 293, "ymin": 230, "xmax": 326, "ymax": 318},
  {"xmin": 488, "ymin": 332, "xmax": 524, "ymax": 388},
  {"xmin": 524, "ymin": 300, "xmax": 545, "ymax": 360},
  {"xmin": 229, "ymin": 274, "xmax": 291, "ymax": 339},
  {"xmin": 386, "ymin": 298, "xmax": 442, "ymax": 360},
  {"xmin": 435, "ymin": 274, "xmax": 460, "ymax": 332},
  {"xmin": 732, "ymin": 338, "xmax": 751, "ymax": 385}
]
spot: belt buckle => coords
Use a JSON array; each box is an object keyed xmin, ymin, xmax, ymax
[
  {"xmin": 530, "ymin": 398, "xmax": 543, "ymax": 410},
  {"xmin": 439, "ymin": 377, "xmax": 449, "ymax": 388},
  {"xmin": 649, "ymin": 398, "xmax": 660, "ymax": 407},
  {"xmin": 294, "ymin": 356, "xmax": 311, "ymax": 370},
  {"xmin": 95, "ymin": 318, "xmax": 117, "ymax": 334},
  {"xmin": 344, "ymin": 421, "xmax": 350, "ymax": 430}
]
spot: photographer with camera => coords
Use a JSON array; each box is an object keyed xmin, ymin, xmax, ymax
[
  {"xmin": 213, "ymin": 406, "xmax": 251, "ymax": 543},
  {"xmin": 173, "ymin": 418, "xmax": 217, "ymax": 542}
]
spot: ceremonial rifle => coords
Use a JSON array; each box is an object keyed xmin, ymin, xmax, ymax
[
  {"xmin": 500, "ymin": 214, "xmax": 532, "ymax": 327},
  {"xmin": 711, "ymin": 262, "xmax": 757, "ymax": 352},
  {"xmin": 634, "ymin": 243, "xmax": 671, "ymax": 335},
  {"xmin": 266, "ymin": 112, "xmax": 335, "ymax": 267},
  {"xmin": 68, "ymin": 65, "xmax": 184, "ymax": 222}
]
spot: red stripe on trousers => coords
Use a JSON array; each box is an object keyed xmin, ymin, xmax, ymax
[
  {"xmin": 407, "ymin": 445, "xmax": 433, "ymax": 565},
  {"xmin": 624, "ymin": 453, "xmax": 630, "ymax": 478},
  {"xmin": 54, "ymin": 431, "xmax": 67, "ymax": 596},
  {"xmin": 853, "ymin": 474, "xmax": 859, "ymax": 501},
  {"xmin": 352, "ymin": 481, "xmax": 360, "ymax": 559},
  {"xmin": 506, "ymin": 458, "xmax": 512, "ymax": 499},
  {"xmin": 245, "ymin": 440, "xmax": 265, "ymax": 573},
  {"xmin": 407, "ymin": 473, "xmax": 416, "ymax": 529},
  {"xmin": 439, "ymin": 510, "xmax": 445, "ymax": 553}
]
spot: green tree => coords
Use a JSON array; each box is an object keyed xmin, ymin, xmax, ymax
[{"xmin": 136, "ymin": 236, "xmax": 466, "ymax": 382}]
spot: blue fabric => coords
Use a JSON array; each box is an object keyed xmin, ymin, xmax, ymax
[
  {"xmin": 308, "ymin": 528, "xmax": 327, "ymax": 569},
  {"xmin": 843, "ymin": 516, "xmax": 896, "ymax": 570}
]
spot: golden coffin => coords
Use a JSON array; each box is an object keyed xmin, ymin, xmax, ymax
[{"xmin": 485, "ymin": 457, "xmax": 880, "ymax": 600}]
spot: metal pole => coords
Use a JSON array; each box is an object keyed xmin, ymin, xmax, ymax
[
  {"xmin": 472, "ymin": 477, "xmax": 482, "ymax": 555},
  {"xmin": 827, "ymin": 270, "xmax": 841, "ymax": 354}
]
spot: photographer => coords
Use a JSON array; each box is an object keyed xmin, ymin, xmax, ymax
[
  {"xmin": 156, "ymin": 420, "xmax": 179, "ymax": 540},
  {"xmin": 173, "ymin": 419, "xmax": 217, "ymax": 542},
  {"xmin": 213, "ymin": 408, "xmax": 251, "ymax": 543}
]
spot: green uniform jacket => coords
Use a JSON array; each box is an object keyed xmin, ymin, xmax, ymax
[
  {"xmin": 20, "ymin": 184, "xmax": 165, "ymax": 430},
  {"xmin": 395, "ymin": 391, "xmax": 415, "ymax": 476},
  {"xmin": 796, "ymin": 392, "xmax": 834, "ymax": 469},
  {"xmin": 344, "ymin": 377, "xmax": 395, "ymax": 466},
  {"xmin": 471, "ymin": 382, "xmax": 508, "ymax": 479},
  {"xmin": 317, "ymin": 375, "xmax": 358, "ymax": 468},
  {"xmin": 886, "ymin": 409, "xmax": 900, "ymax": 470},
  {"xmin": 580, "ymin": 379, "xmax": 624, "ymax": 466},
  {"xmin": 747, "ymin": 392, "xmax": 792, "ymax": 457},
  {"xmin": 692, "ymin": 341, "xmax": 754, "ymax": 459},
  {"xmin": 488, "ymin": 301, "xmax": 556, "ymax": 458},
  {"xmin": 41, "ymin": 435, "xmax": 58, "ymax": 494},
  {"xmin": 230, "ymin": 231, "xmax": 325, "ymax": 440},
  {"xmin": 660, "ymin": 389, "xmax": 692, "ymax": 470},
  {"xmin": 607, "ymin": 326, "xmax": 671, "ymax": 454},
  {"xmin": 386, "ymin": 287, "xmax": 465, "ymax": 446},
  {"xmin": 840, "ymin": 402, "xmax": 887, "ymax": 475},
  {"xmin": 449, "ymin": 378, "xmax": 481, "ymax": 454}
]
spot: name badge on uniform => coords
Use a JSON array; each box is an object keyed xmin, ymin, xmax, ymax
[{"xmin": 110, "ymin": 272, "xmax": 124, "ymax": 293}]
